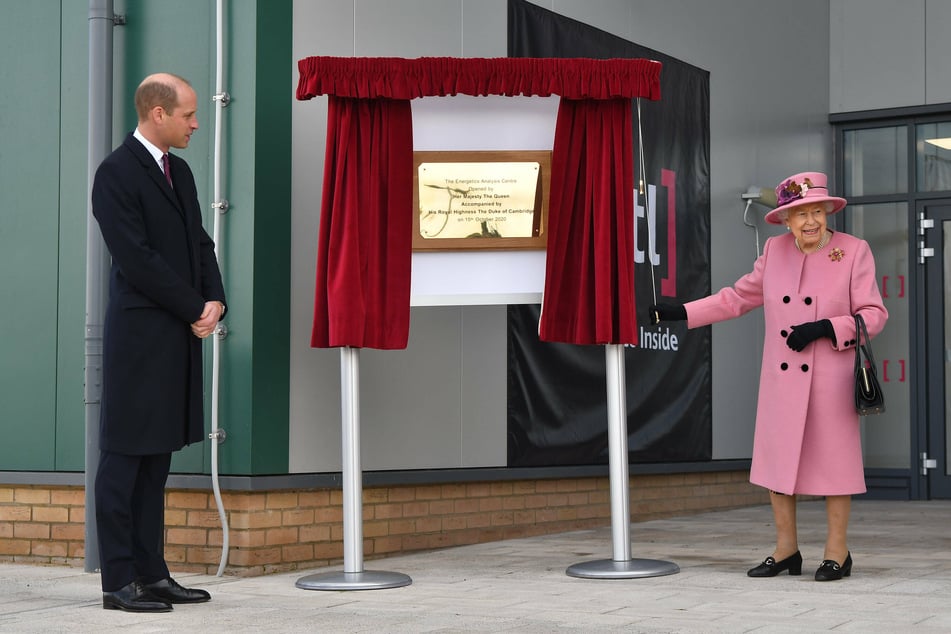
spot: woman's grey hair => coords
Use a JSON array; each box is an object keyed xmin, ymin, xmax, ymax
[{"xmin": 775, "ymin": 201, "xmax": 834, "ymax": 223}]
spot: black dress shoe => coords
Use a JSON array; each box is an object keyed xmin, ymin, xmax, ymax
[
  {"xmin": 103, "ymin": 580, "xmax": 173, "ymax": 612},
  {"xmin": 815, "ymin": 552, "xmax": 852, "ymax": 581},
  {"xmin": 144, "ymin": 577, "xmax": 211, "ymax": 603},
  {"xmin": 747, "ymin": 550, "xmax": 803, "ymax": 577}
]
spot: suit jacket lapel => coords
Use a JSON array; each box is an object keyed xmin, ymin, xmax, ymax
[{"xmin": 124, "ymin": 133, "xmax": 184, "ymax": 214}]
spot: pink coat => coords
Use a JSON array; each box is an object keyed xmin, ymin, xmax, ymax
[{"xmin": 685, "ymin": 231, "xmax": 887, "ymax": 495}]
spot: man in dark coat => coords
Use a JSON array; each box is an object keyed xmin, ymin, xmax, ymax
[{"xmin": 92, "ymin": 73, "xmax": 226, "ymax": 613}]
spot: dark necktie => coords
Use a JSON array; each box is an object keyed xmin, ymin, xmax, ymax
[{"xmin": 162, "ymin": 153, "xmax": 173, "ymax": 188}]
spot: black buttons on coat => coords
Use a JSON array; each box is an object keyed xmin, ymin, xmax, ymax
[
  {"xmin": 779, "ymin": 295, "xmax": 817, "ymax": 371},
  {"xmin": 778, "ymin": 362, "xmax": 810, "ymax": 372}
]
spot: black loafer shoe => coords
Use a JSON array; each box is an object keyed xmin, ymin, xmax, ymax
[
  {"xmin": 103, "ymin": 580, "xmax": 173, "ymax": 612},
  {"xmin": 144, "ymin": 577, "xmax": 211, "ymax": 603},
  {"xmin": 747, "ymin": 550, "xmax": 803, "ymax": 577},
  {"xmin": 815, "ymin": 552, "xmax": 852, "ymax": 581}
]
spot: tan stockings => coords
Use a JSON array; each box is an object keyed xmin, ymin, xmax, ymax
[{"xmin": 769, "ymin": 491, "xmax": 850, "ymax": 565}]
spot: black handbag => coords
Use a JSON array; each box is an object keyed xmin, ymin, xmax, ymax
[{"xmin": 854, "ymin": 314, "xmax": 885, "ymax": 415}]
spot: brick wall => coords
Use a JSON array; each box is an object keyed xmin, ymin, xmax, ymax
[{"xmin": 0, "ymin": 470, "xmax": 767, "ymax": 576}]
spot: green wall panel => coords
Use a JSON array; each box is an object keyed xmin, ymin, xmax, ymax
[
  {"xmin": 0, "ymin": 1, "xmax": 62, "ymax": 470},
  {"xmin": 56, "ymin": 1, "xmax": 94, "ymax": 471},
  {"xmin": 250, "ymin": 0, "xmax": 292, "ymax": 474},
  {"xmin": 203, "ymin": 0, "xmax": 292, "ymax": 475},
  {"xmin": 118, "ymin": 0, "xmax": 216, "ymax": 474},
  {"xmin": 115, "ymin": 0, "xmax": 292, "ymax": 475}
]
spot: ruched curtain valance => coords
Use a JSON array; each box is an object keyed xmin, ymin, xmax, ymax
[
  {"xmin": 297, "ymin": 56, "xmax": 661, "ymax": 349},
  {"xmin": 297, "ymin": 56, "xmax": 661, "ymax": 101}
]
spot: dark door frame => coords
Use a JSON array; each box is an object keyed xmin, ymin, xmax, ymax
[{"xmin": 919, "ymin": 201, "xmax": 951, "ymax": 497}]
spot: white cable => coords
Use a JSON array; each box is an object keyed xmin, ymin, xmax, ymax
[
  {"xmin": 741, "ymin": 198, "xmax": 761, "ymax": 257},
  {"xmin": 210, "ymin": 0, "xmax": 229, "ymax": 578}
]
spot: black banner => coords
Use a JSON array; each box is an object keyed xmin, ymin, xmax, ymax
[{"xmin": 506, "ymin": 0, "xmax": 712, "ymax": 466}]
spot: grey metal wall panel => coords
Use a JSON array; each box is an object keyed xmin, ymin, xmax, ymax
[
  {"xmin": 925, "ymin": 0, "xmax": 951, "ymax": 104},
  {"xmin": 831, "ymin": 0, "xmax": 926, "ymax": 113}
]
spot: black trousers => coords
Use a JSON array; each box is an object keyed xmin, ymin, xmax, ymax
[{"xmin": 95, "ymin": 451, "xmax": 172, "ymax": 592}]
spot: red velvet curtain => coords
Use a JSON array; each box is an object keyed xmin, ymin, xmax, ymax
[
  {"xmin": 310, "ymin": 96, "xmax": 413, "ymax": 349},
  {"xmin": 538, "ymin": 98, "xmax": 636, "ymax": 345},
  {"xmin": 299, "ymin": 57, "xmax": 659, "ymax": 350}
]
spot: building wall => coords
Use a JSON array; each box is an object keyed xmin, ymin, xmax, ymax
[
  {"xmin": 288, "ymin": 0, "xmax": 837, "ymax": 471},
  {"xmin": 0, "ymin": 472, "xmax": 766, "ymax": 574},
  {"xmin": 1, "ymin": 0, "xmax": 948, "ymax": 577},
  {"xmin": 5, "ymin": 1, "xmax": 943, "ymax": 477}
]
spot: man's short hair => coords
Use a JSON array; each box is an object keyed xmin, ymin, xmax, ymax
[{"xmin": 134, "ymin": 74, "xmax": 191, "ymax": 121}]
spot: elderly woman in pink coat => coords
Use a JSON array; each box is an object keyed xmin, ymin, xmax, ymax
[{"xmin": 651, "ymin": 172, "xmax": 887, "ymax": 582}]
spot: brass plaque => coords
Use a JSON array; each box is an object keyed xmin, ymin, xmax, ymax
[{"xmin": 412, "ymin": 150, "xmax": 550, "ymax": 250}]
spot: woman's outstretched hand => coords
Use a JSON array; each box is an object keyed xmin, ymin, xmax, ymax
[{"xmin": 648, "ymin": 303, "xmax": 687, "ymax": 326}]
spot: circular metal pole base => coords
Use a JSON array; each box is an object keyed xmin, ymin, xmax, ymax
[
  {"xmin": 566, "ymin": 558, "xmax": 680, "ymax": 579},
  {"xmin": 295, "ymin": 570, "xmax": 412, "ymax": 591}
]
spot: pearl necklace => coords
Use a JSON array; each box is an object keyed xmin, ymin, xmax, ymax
[{"xmin": 796, "ymin": 230, "xmax": 830, "ymax": 254}]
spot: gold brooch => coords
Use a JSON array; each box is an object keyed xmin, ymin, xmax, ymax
[{"xmin": 828, "ymin": 247, "xmax": 845, "ymax": 262}]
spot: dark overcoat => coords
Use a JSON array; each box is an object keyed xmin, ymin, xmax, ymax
[{"xmin": 92, "ymin": 132, "xmax": 226, "ymax": 455}]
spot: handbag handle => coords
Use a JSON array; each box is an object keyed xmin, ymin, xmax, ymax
[{"xmin": 854, "ymin": 313, "xmax": 877, "ymax": 390}]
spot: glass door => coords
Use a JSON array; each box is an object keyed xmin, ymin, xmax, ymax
[
  {"xmin": 922, "ymin": 202, "xmax": 951, "ymax": 497},
  {"xmin": 850, "ymin": 202, "xmax": 910, "ymax": 471},
  {"xmin": 842, "ymin": 125, "xmax": 912, "ymax": 478}
]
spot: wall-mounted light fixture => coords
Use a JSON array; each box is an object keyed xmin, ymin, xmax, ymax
[{"xmin": 740, "ymin": 186, "xmax": 777, "ymax": 257}]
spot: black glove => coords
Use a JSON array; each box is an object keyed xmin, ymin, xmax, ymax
[
  {"xmin": 649, "ymin": 303, "xmax": 687, "ymax": 326},
  {"xmin": 786, "ymin": 319, "xmax": 834, "ymax": 351}
]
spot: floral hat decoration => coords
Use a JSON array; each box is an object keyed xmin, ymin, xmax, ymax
[{"xmin": 764, "ymin": 172, "xmax": 847, "ymax": 225}]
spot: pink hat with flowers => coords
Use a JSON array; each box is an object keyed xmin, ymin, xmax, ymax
[{"xmin": 764, "ymin": 172, "xmax": 847, "ymax": 225}]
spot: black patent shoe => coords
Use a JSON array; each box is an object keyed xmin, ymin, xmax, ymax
[
  {"xmin": 103, "ymin": 580, "xmax": 173, "ymax": 612},
  {"xmin": 747, "ymin": 550, "xmax": 803, "ymax": 577},
  {"xmin": 144, "ymin": 577, "xmax": 211, "ymax": 603},
  {"xmin": 815, "ymin": 552, "xmax": 852, "ymax": 581}
]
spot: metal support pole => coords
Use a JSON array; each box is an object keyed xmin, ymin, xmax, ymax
[
  {"xmin": 566, "ymin": 344, "xmax": 679, "ymax": 579},
  {"xmin": 296, "ymin": 347, "xmax": 412, "ymax": 590},
  {"xmin": 84, "ymin": 0, "xmax": 117, "ymax": 574},
  {"xmin": 606, "ymin": 342, "xmax": 632, "ymax": 562},
  {"xmin": 341, "ymin": 345, "xmax": 362, "ymax": 571}
]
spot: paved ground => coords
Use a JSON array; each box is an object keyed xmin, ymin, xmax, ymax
[{"xmin": 1, "ymin": 499, "xmax": 950, "ymax": 633}]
